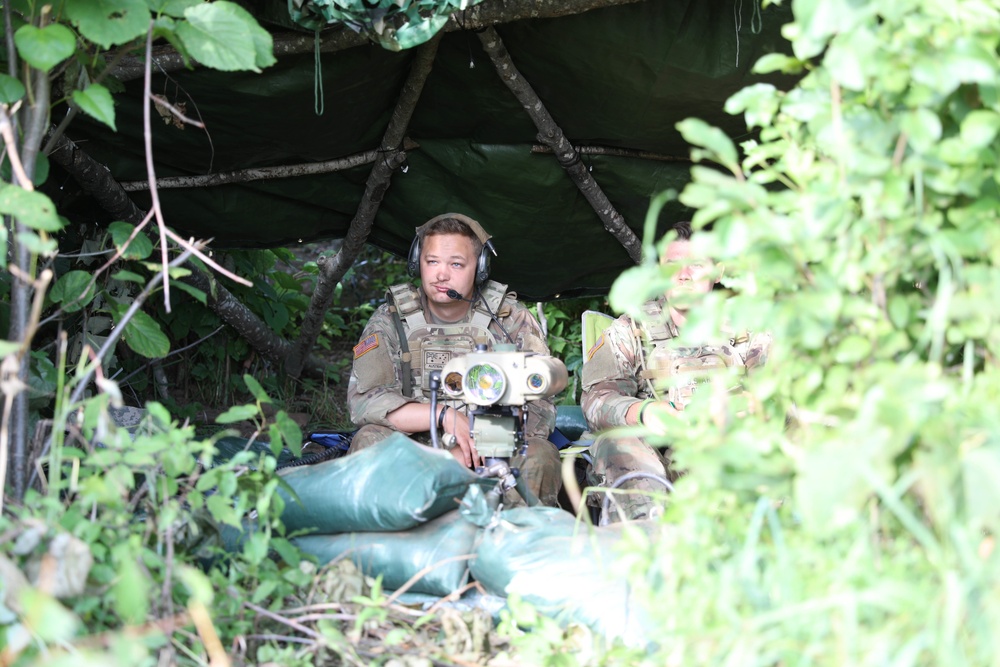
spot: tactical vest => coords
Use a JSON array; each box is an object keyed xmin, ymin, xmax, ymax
[
  {"xmin": 636, "ymin": 300, "xmax": 752, "ymax": 406},
  {"xmin": 387, "ymin": 280, "xmax": 508, "ymax": 399}
]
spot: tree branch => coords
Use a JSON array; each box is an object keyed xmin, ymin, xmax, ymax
[
  {"xmin": 108, "ymin": 0, "xmax": 644, "ymax": 82},
  {"xmin": 478, "ymin": 26, "xmax": 642, "ymax": 264},
  {"xmin": 45, "ymin": 131, "xmax": 329, "ymax": 379},
  {"xmin": 284, "ymin": 34, "xmax": 442, "ymax": 378},
  {"xmin": 117, "ymin": 139, "xmax": 418, "ymax": 192}
]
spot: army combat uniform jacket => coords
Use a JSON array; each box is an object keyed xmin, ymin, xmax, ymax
[
  {"xmin": 348, "ymin": 280, "xmax": 556, "ymax": 440},
  {"xmin": 581, "ymin": 298, "xmax": 771, "ymax": 430}
]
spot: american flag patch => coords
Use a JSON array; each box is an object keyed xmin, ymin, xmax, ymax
[
  {"xmin": 586, "ymin": 334, "xmax": 605, "ymax": 361},
  {"xmin": 353, "ymin": 333, "xmax": 379, "ymax": 359}
]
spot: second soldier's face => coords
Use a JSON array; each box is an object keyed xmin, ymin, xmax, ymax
[
  {"xmin": 663, "ymin": 239, "xmax": 715, "ymax": 308},
  {"xmin": 420, "ymin": 233, "xmax": 477, "ymax": 305}
]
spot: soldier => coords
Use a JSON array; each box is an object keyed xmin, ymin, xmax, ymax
[
  {"xmin": 580, "ymin": 222, "xmax": 770, "ymax": 522},
  {"xmin": 347, "ymin": 213, "xmax": 562, "ymax": 507}
]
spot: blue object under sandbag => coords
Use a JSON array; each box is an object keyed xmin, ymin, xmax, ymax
[
  {"xmin": 293, "ymin": 508, "xmax": 480, "ymax": 596},
  {"xmin": 470, "ymin": 506, "xmax": 656, "ymax": 648},
  {"xmin": 278, "ymin": 432, "xmax": 483, "ymax": 534}
]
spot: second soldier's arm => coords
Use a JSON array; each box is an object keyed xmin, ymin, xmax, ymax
[{"xmin": 580, "ymin": 315, "xmax": 645, "ymax": 431}]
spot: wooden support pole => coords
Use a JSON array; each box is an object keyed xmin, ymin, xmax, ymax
[
  {"xmin": 117, "ymin": 139, "xmax": 418, "ymax": 192},
  {"xmin": 284, "ymin": 34, "xmax": 442, "ymax": 378},
  {"xmin": 477, "ymin": 26, "xmax": 642, "ymax": 264}
]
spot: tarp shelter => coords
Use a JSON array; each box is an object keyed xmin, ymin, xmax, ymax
[{"xmin": 56, "ymin": 0, "xmax": 797, "ymax": 300}]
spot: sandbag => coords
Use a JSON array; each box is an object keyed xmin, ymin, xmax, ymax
[
  {"xmin": 293, "ymin": 509, "xmax": 480, "ymax": 596},
  {"xmin": 278, "ymin": 432, "xmax": 481, "ymax": 534},
  {"xmin": 470, "ymin": 506, "xmax": 657, "ymax": 648}
]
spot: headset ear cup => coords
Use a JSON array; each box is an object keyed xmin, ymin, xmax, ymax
[
  {"xmin": 407, "ymin": 236, "xmax": 421, "ymax": 277},
  {"xmin": 476, "ymin": 247, "xmax": 491, "ymax": 286}
]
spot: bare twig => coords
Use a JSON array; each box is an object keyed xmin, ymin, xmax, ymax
[
  {"xmin": 150, "ymin": 93, "xmax": 205, "ymax": 129},
  {"xmin": 383, "ymin": 554, "xmax": 475, "ymax": 605},
  {"xmin": 141, "ymin": 22, "xmax": 174, "ymax": 312},
  {"xmin": 189, "ymin": 601, "xmax": 230, "ymax": 667},
  {"xmin": 243, "ymin": 600, "xmax": 323, "ymax": 639},
  {"xmin": 478, "ymin": 27, "xmax": 642, "ymax": 263}
]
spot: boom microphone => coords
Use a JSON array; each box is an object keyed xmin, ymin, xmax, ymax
[
  {"xmin": 445, "ymin": 288, "xmax": 514, "ymax": 344},
  {"xmin": 446, "ymin": 289, "xmax": 473, "ymax": 302}
]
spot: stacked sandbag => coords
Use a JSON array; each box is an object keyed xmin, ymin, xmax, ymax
[
  {"xmin": 470, "ymin": 505, "xmax": 657, "ymax": 648},
  {"xmin": 277, "ymin": 432, "xmax": 487, "ymax": 596},
  {"xmin": 293, "ymin": 508, "xmax": 479, "ymax": 596},
  {"xmin": 278, "ymin": 432, "xmax": 483, "ymax": 533}
]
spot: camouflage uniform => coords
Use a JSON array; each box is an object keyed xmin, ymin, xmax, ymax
[
  {"xmin": 348, "ymin": 279, "xmax": 561, "ymax": 507},
  {"xmin": 580, "ymin": 297, "xmax": 771, "ymax": 521}
]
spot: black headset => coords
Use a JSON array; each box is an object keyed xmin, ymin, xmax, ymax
[{"xmin": 407, "ymin": 231, "xmax": 495, "ymax": 287}]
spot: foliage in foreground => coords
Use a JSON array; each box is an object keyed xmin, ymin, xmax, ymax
[
  {"xmin": 604, "ymin": 0, "xmax": 1000, "ymax": 664},
  {"xmin": 5, "ymin": 0, "xmax": 1000, "ymax": 665}
]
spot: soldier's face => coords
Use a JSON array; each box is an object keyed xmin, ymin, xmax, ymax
[
  {"xmin": 664, "ymin": 240, "xmax": 715, "ymax": 308},
  {"xmin": 419, "ymin": 233, "xmax": 478, "ymax": 305}
]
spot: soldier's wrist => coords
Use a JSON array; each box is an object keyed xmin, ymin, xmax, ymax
[
  {"xmin": 437, "ymin": 405, "xmax": 449, "ymax": 431},
  {"xmin": 637, "ymin": 400, "xmax": 653, "ymax": 425}
]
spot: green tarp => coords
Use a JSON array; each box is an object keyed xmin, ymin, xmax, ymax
[{"xmin": 57, "ymin": 0, "xmax": 796, "ymax": 299}]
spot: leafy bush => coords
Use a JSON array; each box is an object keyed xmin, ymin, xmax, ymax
[{"xmin": 594, "ymin": 0, "xmax": 1000, "ymax": 664}]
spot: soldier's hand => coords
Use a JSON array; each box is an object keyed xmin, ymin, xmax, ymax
[{"xmin": 442, "ymin": 408, "xmax": 482, "ymax": 468}]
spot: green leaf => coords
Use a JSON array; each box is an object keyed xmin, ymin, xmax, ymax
[
  {"xmin": 71, "ymin": 83, "xmax": 116, "ymax": 131},
  {"xmin": 176, "ymin": 565, "xmax": 214, "ymax": 605},
  {"xmin": 111, "ymin": 554, "xmax": 149, "ymax": 624},
  {"xmin": 215, "ymin": 404, "xmax": 258, "ymax": 424},
  {"xmin": 66, "ymin": 0, "xmax": 150, "ymax": 49},
  {"xmin": 752, "ymin": 53, "xmax": 803, "ymax": 75},
  {"xmin": 177, "ymin": 2, "xmax": 275, "ymax": 72},
  {"xmin": 0, "ymin": 186, "xmax": 62, "ymax": 231},
  {"xmin": 0, "ymin": 73, "xmax": 26, "ymax": 103},
  {"xmin": 1, "ymin": 153, "xmax": 49, "ymax": 187},
  {"xmin": 111, "ymin": 269, "xmax": 146, "ymax": 283},
  {"xmin": 15, "ymin": 231, "xmax": 58, "ymax": 257},
  {"xmin": 20, "ymin": 589, "xmax": 80, "ymax": 643},
  {"xmin": 899, "ymin": 109, "xmax": 942, "ymax": 154},
  {"xmin": 108, "ymin": 220, "xmax": 153, "ymax": 259},
  {"xmin": 0, "ymin": 340, "xmax": 20, "ymax": 357},
  {"xmin": 270, "ymin": 537, "xmax": 301, "ymax": 567},
  {"xmin": 275, "ymin": 411, "xmax": 302, "ymax": 457},
  {"xmin": 149, "ymin": 0, "xmax": 201, "ymax": 17},
  {"xmin": 243, "ymin": 374, "xmax": 273, "ymax": 404},
  {"xmin": 959, "ymin": 110, "xmax": 1000, "ymax": 151},
  {"xmin": 207, "ymin": 493, "xmax": 241, "ymax": 528},
  {"xmin": 172, "ymin": 280, "xmax": 207, "ymax": 304},
  {"xmin": 13, "ymin": 24, "xmax": 76, "ymax": 72},
  {"xmin": 123, "ymin": 309, "xmax": 170, "ymax": 358},
  {"xmin": 50, "ymin": 270, "xmax": 96, "ymax": 313},
  {"xmin": 833, "ymin": 335, "xmax": 872, "ymax": 364},
  {"xmin": 676, "ymin": 118, "xmax": 739, "ymax": 172}
]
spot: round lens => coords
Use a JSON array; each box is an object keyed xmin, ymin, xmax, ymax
[{"xmin": 464, "ymin": 363, "xmax": 506, "ymax": 404}]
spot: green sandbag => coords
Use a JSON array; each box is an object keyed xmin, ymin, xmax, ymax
[
  {"xmin": 470, "ymin": 506, "xmax": 656, "ymax": 648},
  {"xmin": 278, "ymin": 432, "xmax": 480, "ymax": 534},
  {"xmin": 293, "ymin": 509, "xmax": 480, "ymax": 596}
]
